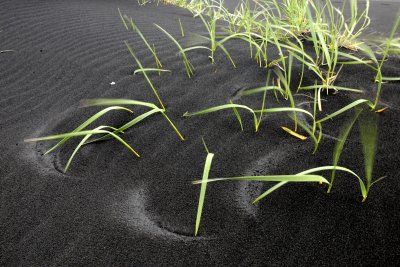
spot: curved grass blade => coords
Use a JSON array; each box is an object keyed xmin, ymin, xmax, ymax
[
  {"xmin": 133, "ymin": 68, "xmax": 171, "ymax": 75},
  {"xmin": 64, "ymin": 125, "xmax": 119, "ymax": 173},
  {"xmin": 44, "ymin": 106, "xmax": 133, "ymax": 155},
  {"xmin": 82, "ymin": 98, "xmax": 184, "ymax": 141},
  {"xmin": 183, "ymin": 103, "xmax": 259, "ymax": 132},
  {"xmin": 255, "ymin": 107, "xmax": 314, "ymax": 121},
  {"xmin": 84, "ymin": 108, "xmax": 161, "ymax": 144},
  {"xmin": 252, "ymin": 165, "xmax": 363, "ymax": 204},
  {"xmin": 281, "ymin": 126, "xmax": 307, "ymax": 140},
  {"xmin": 182, "ymin": 46, "xmax": 212, "ymax": 53},
  {"xmin": 216, "ymin": 42, "xmax": 236, "ymax": 68},
  {"xmin": 298, "ymin": 165, "xmax": 366, "ymax": 198},
  {"xmin": 25, "ymin": 127, "xmax": 140, "ymax": 159},
  {"xmin": 81, "ymin": 98, "xmax": 158, "ymax": 110},
  {"xmin": 316, "ymin": 99, "xmax": 371, "ymax": 124},
  {"xmin": 154, "ymin": 23, "xmax": 194, "ymax": 77}
]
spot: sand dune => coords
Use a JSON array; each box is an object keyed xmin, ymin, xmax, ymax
[{"xmin": 1, "ymin": 0, "xmax": 399, "ymax": 265}]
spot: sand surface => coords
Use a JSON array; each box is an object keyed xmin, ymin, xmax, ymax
[{"xmin": 1, "ymin": 0, "xmax": 400, "ymax": 265}]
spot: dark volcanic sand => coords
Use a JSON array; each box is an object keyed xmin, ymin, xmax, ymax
[{"xmin": 1, "ymin": 0, "xmax": 400, "ymax": 265}]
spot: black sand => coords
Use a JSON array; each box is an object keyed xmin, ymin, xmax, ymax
[{"xmin": 1, "ymin": 0, "xmax": 400, "ymax": 265}]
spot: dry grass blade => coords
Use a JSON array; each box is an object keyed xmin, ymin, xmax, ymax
[{"xmin": 281, "ymin": 126, "xmax": 307, "ymax": 140}]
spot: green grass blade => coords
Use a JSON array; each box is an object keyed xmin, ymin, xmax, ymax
[
  {"xmin": 193, "ymin": 174, "xmax": 328, "ymax": 184},
  {"xmin": 118, "ymin": 8, "xmax": 129, "ymax": 31},
  {"xmin": 179, "ymin": 18, "xmax": 185, "ymax": 37},
  {"xmin": 154, "ymin": 23, "xmax": 194, "ymax": 77},
  {"xmin": 382, "ymin": 77, "xmax": 400, "ymax": 81},
  {"xmin": 195, "ymin": 153, "xmax": 214, "ymax": 236},
  {"xmin": 64, "ymin": 125, "xmax": 119, "ymax": 173},
  {"xmin": 316, "ymin": 99, "xmax": 371, "ymax": 124},
  {"xmin": 297, "ymin": 165, "xmax": 366, "ymax": 198},
  {"xmin": 81, "ymin": 98, "xmax": 158, "ymax": 110},
  {"xmin": 255, "ymin": 107, "xmax": 314, "ymax": 121},
  {"xmin": 216, "ymin": 42, "xmax": 236, "ymax": 68},
  {"xmin": 230, "ymin": 100, "xmax": 244, "ymax": 131},
  {"xmin": 201, "ymin": 137, "xmax": 210, "ymax": 154},
  {"xmin": 300, "ymin": 84, "xmax": 364, "ymax": 93},
  {"xmin": 184, "ymin": 103, "xmax": 255, "ymax": 117},
  {"xmin": 85, "ymin": 108, "xmax": 161, "ymax": 144},
  {"xmin": 252, "ymin": 181, "xmax": 287, "ymax": 204},
  {"xmin": 288, "ymin": 115, "xmax": 319, "ymax": 153},
  {"xmin": 133, "ymin": 68, "xmax": 171, "ymax": 75},
  {"xmin": 44, "ymin": 106, "xmax": 133, "ymax": 155},
  {"xmin": 128, "ymin": 18, "xmax": 163, "ymax": 69},
  {"xmin": 182, "ymin": 46, "xmax": 212, "ymax": 53},
  {"xmin": 183, "ymin": 103, "xmax": 259, "ymax": 131},
  {"xmin": 329, "ymin": 108, "xmax": 362, "ymax": 192},
  {"xmin": 125, "ymin": 41, "xmax": 166, "ymax": 109},
  {"xmin": 240, "ymin": 85, "xmax": 284, "ymax": 96},
  {"xmin": 273, "ymin": 67, "xmax": 299, "ymax": 130},
  {"xmin": 25, "ymin": 127, "xmax": 140, "ymax": 157},
  {"xmin": 160, "ymin": 112, "xmax": 185, "ymax": 141},
  {"xmin": 359, "ymin": 111, "xmax": 379, "ymax": 201},
  {"xmin": 256, "ymin": 89, "xmax": 268, "ymax": 130}
]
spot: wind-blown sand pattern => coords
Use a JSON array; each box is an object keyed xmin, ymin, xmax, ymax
[{"xmin": 1, "ymin": 0, "xmax": 400, "ymax": 265}]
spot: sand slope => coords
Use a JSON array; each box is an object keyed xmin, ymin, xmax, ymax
[{"xmin": 1, "ymin": 0, "xmax": 400, "ymax": 265}]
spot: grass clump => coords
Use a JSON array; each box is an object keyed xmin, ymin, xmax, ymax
[
  {"xmin": 329, "ymin": 108, "xmax": 385, "ymax": 201},
  {"xmin": 192, "ymin": 145, "xmax": 365, "ymax": 235},
  {"xmin": 25, "ymin": 99, "xmax": 184, "ymax": 172}
]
